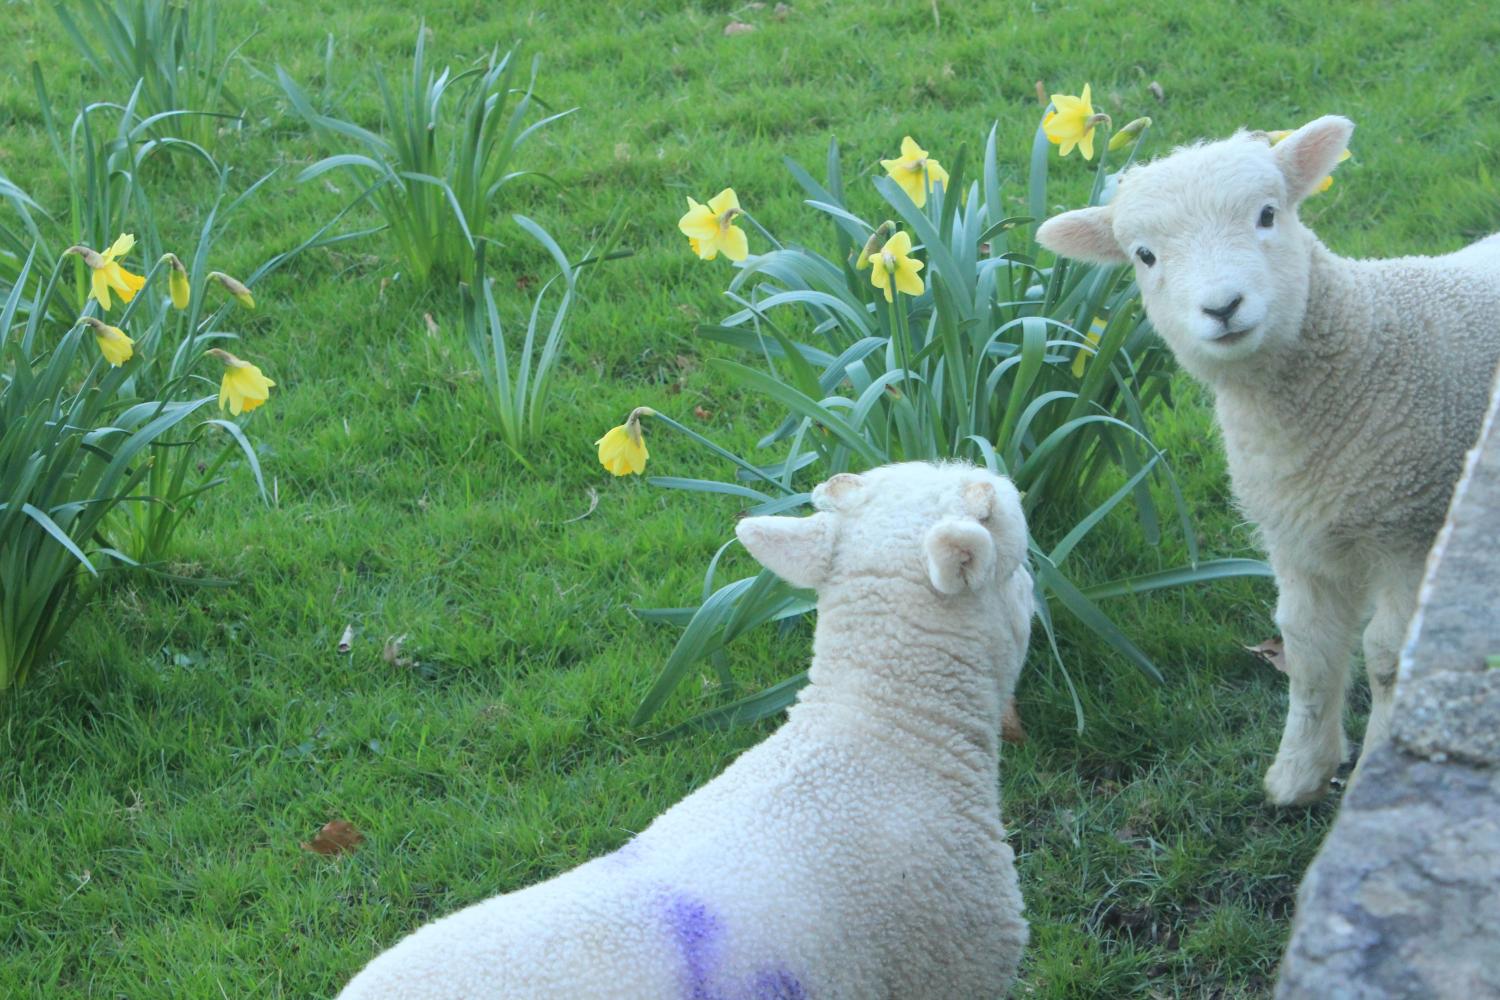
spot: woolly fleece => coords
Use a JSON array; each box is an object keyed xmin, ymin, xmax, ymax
[
  {"xmin": 1037, "ymin": 116, "xmax": 1500, "ymax": 804},
  {"xmin": 338, "ymin": 461, "xmax": 1033, "ymax": 999}
]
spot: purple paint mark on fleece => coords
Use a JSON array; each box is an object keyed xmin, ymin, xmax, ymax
[
  {"xmin": 664, "ymin": 893, "xmax": 726, "ymax": 1000},
  {"xmin": 750, "ymin": 969, "xmax": 807, "ymax": 1000}
]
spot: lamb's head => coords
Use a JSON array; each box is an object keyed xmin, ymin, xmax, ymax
[
  {"xmin": 735, "ymin": 462, "xmax": 1028, "ymax": 609},
  {"xmin": 1036, "ymin": 115, "xmax": 1354, "ymax": 380}
]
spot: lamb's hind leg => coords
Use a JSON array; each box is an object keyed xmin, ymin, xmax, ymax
[
  {"xmin": 1263, "ymin": 564, "xmax": 1364, "ymax": 806},
  {"xmin": 1359, "ymin": 558, "xmax": 1424, "ymax": 754}
]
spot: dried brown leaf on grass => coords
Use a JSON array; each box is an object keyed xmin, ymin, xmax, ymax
[
  {"xmin": 1001, "ymin": 697, "xmax": 1026, "ymax": 745},
  {"xmin": 301, "ymin": 819, "xmax": 364, "ymax": 856},
  {"xmin": 724, "ymin": 21, "xmax": 756, "ymax": 36}
]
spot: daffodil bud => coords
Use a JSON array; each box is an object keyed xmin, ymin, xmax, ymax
[
  {"xmin": 162, "ymin": 253, "xmax": 190, "ymax": 310},
  {"xmin": 208, "ymin": 271, "xmax": 255, "ymax": 309},
  {"xmin": 855, "ymin": 221, "xmax": 896, "ymax": 270},
  {"xmin": 1107, "ymin": 117, "xmax": 1152, "ymax": 153}
]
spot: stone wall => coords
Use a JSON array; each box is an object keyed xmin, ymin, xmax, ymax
[{"xmin": 1276, "ymin": 374, "xmax": 1500, "ymax": 997}]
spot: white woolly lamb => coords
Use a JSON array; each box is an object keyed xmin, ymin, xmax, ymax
[
  {"xmin": 1037, "ymin": 116, "xmax": 1500, "ymax": 805},
  {"xmin": 338, "ymin": 461, "xmax": 1033, "ymax": 999}
]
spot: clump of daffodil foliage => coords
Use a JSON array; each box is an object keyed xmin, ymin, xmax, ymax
[
  {"xmin": 0, "ymin": 74, "xmax": 365, "ymax": 692},
  {"xmin": 608, "ymin": 95, "xmax": 1273, "ymax": 732},
  {"xmin": 278, "ymin": 29, "xmax": 573, "ymax": 286}
]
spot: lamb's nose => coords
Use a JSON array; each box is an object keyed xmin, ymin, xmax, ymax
[{"xmin": 1202, "ymin": 295, "xmax": 1243, "ymax": 323}]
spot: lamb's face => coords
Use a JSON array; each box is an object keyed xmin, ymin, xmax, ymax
[
  {"xmin": 735, "ymin": 462, "xmax": 1028, "ymax": 604},
  {"xmin": 1036, "ymin": 116, "xmax": 1355, "ymax": 382},
  {"xmin": 1109, "ymin": 139, "xmax": 1309, "ymax": 374}
]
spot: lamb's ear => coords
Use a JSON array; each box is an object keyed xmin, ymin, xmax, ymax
[
  {"xmin": 737, "ymin": 514, "xmax": 833, "ymax": 589},
  {"xmin": 924, "ymin": 518, "xmax": 998, "ymax": 595},
  {"xmin": 1275, "ymin": 115, "xmax": 1354, "ymax": 202},
  {"xmin": 1035, "ymin": 206, "xmax": 1127, "ymax": 265},
  {"xmin": 962, "ymin": 478, "xmax": 1028, "ymax": 581}
]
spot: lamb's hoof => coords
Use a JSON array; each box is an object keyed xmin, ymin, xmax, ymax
[{"xmin": 1263, "ymin": 757, "xmax": 1336, "ymax": 807}]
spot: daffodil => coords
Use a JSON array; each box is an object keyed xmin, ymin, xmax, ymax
[
  {"xmin": 1043, "ymin": 84, "xmax": 1105, "ymax": 160},
  {"xmin": 868, "ymin": 231, "xmax": 924, "ymax": 304},
  {"xmin": 596, "ymin": 407, "xmax": 654, "ymax": 476},
  {"xmin": 65, "ymin": 233, "xmax": 146, "ymax": 311},
  {"xmin": 163, "ymin": 253, "xmax": 190, "ymax": 310},
  {"xmin": 208, "ymin": 271, "xmax": 255, "ymax": 309},
  {"xmin": 1071, "ymin": 316, "xmax": 1108, "ymax": 377},
  {"xmin": 80, "ymin": 317, "xmax": 134, "ymax": 367},
  {"xmin": 678, "ymin": 189, "xmax": 749, "ymax": 262},
  {"xmin": 1108, "ymin": 116, "xmax": 1152, "ymax": 153},
  {"xmin": 880, "ymin": 136, "xmax": 950, "ymax": 208},
  {"xmin": 1266, "ymin": 129, "xmax": 1352, "ymax": 193},
  {"xmin": 206, "ymin": 348, "xmax": 274, "ymax": 415}
]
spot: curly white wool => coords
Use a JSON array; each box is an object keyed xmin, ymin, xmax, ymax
[
  {"xmin": 1038, "ymin": 116, "xmax": 1500, "ymax": 805},
  {"xmin": 338, "ymin": 461, "xmax": 1033, "ymax": 998}
]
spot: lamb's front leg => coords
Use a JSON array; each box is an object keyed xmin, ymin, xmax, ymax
[
  {"xmin": 1359, "ymin": 558, "xmax": 1424, "ymax": 754},
  {"xmin": 1263, "ymin": 563, "xmax": 1363, "ymax": 806}
]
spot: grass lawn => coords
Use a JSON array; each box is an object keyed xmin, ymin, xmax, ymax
[{"xmin": 2, "ymin": 1, "xmax": 1498, "ymax": 996}]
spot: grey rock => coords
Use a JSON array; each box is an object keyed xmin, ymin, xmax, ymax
[{"xmin": 1277, "ymin": 370, "xmax": 1500, "ymax": 999}]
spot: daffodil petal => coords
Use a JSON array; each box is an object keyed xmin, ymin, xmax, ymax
[
  {"xmin": 720, "ymin": 225, "xmax": 749, "ymax": 262},
  {"xmin": 706, "ymin": 188, "xmax": 740, "ymax": 216}
]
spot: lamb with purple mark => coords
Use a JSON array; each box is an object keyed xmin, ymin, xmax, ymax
[{"xmin": 338, "ymin": 461, "xmax": 1033, "ymax": 999}]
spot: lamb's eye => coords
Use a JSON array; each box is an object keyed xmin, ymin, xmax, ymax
[
  {"xmin": 1258, "ymin": 205, "xmax": 1276, "ymax": 229},
  {"xmin": 1135, "ymin": 247, "xmax": 1156, "ymax": 267}
]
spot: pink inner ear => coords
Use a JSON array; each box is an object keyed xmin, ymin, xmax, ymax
[
  {"xmin": 1036, "ymin": 208, "xmax": 1126, "ymax": 265},
  {"xmin": 1277, "ymin": 117, "xmax": 1354, "ymax": 197}
]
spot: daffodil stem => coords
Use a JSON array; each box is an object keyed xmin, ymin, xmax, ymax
[
  {"xmin": 737, "ymin": 211, "xmax": 784, "ymax": 253},
  {"xmin": 647, "ymin": 412, "xmax": 794, "ymax": 494}
]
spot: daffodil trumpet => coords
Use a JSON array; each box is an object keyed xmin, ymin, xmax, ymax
[{"xmin": 206, "ymin": 347, "xmax": 274, "ymax": 415}]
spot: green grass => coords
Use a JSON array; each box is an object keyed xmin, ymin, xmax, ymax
[{"xmin": 2, "ymin": 1, "xmax": 1498, "ymax": 996}]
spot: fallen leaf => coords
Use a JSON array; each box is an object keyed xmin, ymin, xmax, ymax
[
  {"xmin": 550, "ymin": 487, "xmax": 600, "ymax": 526},
  {"xmin": 301, "ymin": 819, "xmax": 364, "ymax": 856},
  {"xmin": 1001, "ymin": 697, "xmax": 1027, "ymax": 745},
  {"xmin": 1149, "ymin": 80, "xmax": 1165, "ymax": 102},
  {"xmin": 724, "ymin": 20, "xmax": 756, "ymax": 35},
  {"xmin": 1246, "ymin": 637, "xmax": 1286, "ymax": 673},
  {"xmin": 337, "ymin": 623, "xmax": 355, "ymax": 654},
  {"xmin": 773, "ymin": 2, "xmax": 792, "ymax": 18},
  {"xmin": 693, "ymin": 405, "xmax": 713, "ymax": 420},
  {"xmin": 516, "ymin": 273, "xmax": 536, "ymax": 292},
  {"xmin": 1035, "ymin": 80, "xmax": 1048, "ymax": 106},
  {"xmin": 423, "ymin": 312, "xmax": 439, "ymax": 336},
  {"xmin": 382, "ymin": 633, "xmax": 411, "ymax": 668}
]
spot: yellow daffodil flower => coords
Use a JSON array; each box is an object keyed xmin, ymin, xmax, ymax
[
  {"xmin": 208, "ymin": 271, "xmax": 255, "ymax": 309},
  {"xmin": 1266, "ymin": 129, "xmax": 1352, "ymax": 192},
  {"xmin": 163, "ymin": 253, "xmax": 191, "ymax": 310},
  {"xmin": 868, "ymin": 231, "xmax": 924, "ymax": 304},
  {"xmin": 880, "ymin": 136, "xmax": 950, "ymax": 208},
  {"xmin": 678, "ymin": 189, "xmax": 749, "ymax": 262},
  {"xmin": 65, "ymin": 233, "xmax": 146, "ymax": 311},
  {"xmin": 596, "ymin": 407, "xmax": 654, "ymax": 476},
  {"xmin": 1108, "ymin": 116, "xmax": 1152, "ymax": 153},
  {"xmin": 1071, "ymin": 316, "xmax": 1108, "ymax": 377},
  {"xmin": 1043, "ymin": 84, "xmax": 1104, "ymax": 160},
  {"xmin": 80, "ymin": 317, "xmax": 134, "ymax": 367},
  {"xmin": 206, "ymin": 348, "xmax": 274, "ymax": 415}
]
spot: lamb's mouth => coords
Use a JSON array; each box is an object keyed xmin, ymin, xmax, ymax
[{"xmin": 1210, "ymin": 325, "xmax": 1255, "ymax": 345}]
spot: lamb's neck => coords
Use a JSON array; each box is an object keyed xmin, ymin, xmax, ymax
[{"xmin": 791, "ymin": 587, "xmax": 1005, "ymax": 785}]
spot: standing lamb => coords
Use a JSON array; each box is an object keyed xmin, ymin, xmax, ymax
[
  {"xmin": 1037, "ymin": 115, "xmax": 1500, "ymax": 805},
  {"xmin": 339, "ymin": 461, "xmax": 1033, "ymax": 999}
]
